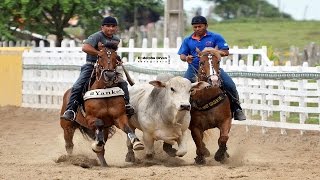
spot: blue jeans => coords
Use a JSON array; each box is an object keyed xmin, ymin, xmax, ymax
[
  {"xmin": 66, "ymin": 64, "xmax": 94, "ymax": 110},
  {"xmin": 184, "ymin": 66, "xmax": 240, "ymax": 109}
]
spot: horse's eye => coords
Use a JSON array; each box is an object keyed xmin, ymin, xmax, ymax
[{"xmin": 171, "ymin": 87, "xmax": 175, "ymax": 92}]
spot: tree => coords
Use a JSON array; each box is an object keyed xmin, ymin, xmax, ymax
[
  {"xmin": 0, "ymin": 0, "xmax": 163, "ymax": 46},
  {"xmin": 81, "ymin": 0, "xmax": 163, "ymax": 38},
  {"xmin": 207, "ymin": 0, "xmax": 291, "ymax": 20},
  {"xmin": 0, "ymin": 0, "xmax": 108, "ymax": 46}
]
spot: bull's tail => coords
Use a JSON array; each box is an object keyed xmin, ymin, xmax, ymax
[{"xmin": 78, "ymin": 125, "xmax": 116, "ymax": 141}]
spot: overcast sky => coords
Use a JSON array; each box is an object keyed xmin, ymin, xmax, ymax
[
  {"xmin": 184, "ymin": 0, "xmax": 320, "ymax": 21},
  {"xmin": 266, "ymin": 0, "xmax": 320, "ymax": 20}
]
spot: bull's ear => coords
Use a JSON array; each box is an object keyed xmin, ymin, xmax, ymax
[{"xmin": 149, "ymin": 80, "xmax": 166, "ymax": 88}]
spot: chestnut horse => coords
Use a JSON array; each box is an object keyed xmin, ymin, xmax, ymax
[
  {"xmin": 189, "ymin": 47, "xmax": 232, "ymax": 164},
  {"xmin": 60, "ymin": 42, "xmax": 144, "ymax": 167}
]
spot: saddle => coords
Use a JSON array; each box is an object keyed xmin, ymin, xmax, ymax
[{"xmin": 78, "ymin": 69, "xmax": 125, "ymax": 117}]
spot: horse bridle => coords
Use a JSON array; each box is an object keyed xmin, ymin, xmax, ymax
[
  {"xmin": 95, "ymin": 48, "xmax": 118, "ymax": 87},
  {"xmin": 199, "ymin": 52, "xmax": 221, "ymax": 86}
]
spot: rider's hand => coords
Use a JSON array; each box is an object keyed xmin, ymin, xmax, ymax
[
  {"xmin": 97, "ymin": 49, "xmax": 103, "ymax": 57},
  {"xmin": 186, "ymin": 55, "xmax": 194, "ymax": 63}
]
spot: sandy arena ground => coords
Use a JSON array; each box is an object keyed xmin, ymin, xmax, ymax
[{"xmin": 0, "ymin": 106, "xmax": 319, "ymax": 180}]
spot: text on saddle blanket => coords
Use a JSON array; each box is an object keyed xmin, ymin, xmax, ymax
[{"xmin": 83, "ymin": 87, "xmax": 124, "ymax": 101}]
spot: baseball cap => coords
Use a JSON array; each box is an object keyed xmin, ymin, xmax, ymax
[
  {"xmin": 191, "ymin": 15, "xmax": 207, "ymax": 25},
  {"xmin": 101, "ymin": 16, "xmax": 118, "ymax": 26}
]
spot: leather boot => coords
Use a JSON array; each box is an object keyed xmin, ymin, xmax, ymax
[
  {"xmin": 118, "ymin": 81, "xmax": 135, "ymax": 116},
  {"xmin": 61, "ymin": 101, "xmax": 79, "ymax": 121},
  {"xmin": 224, "ymin": 90, "xmax": 246, "ymax": 121},
  {"xmin": 234, "ymin": 108, "xmax": 246, "ymax": 121}
]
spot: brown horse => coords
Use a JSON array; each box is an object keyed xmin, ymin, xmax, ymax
[
  {"xmin": 60, "ymin": 42, "xmax": 144, "ymax": 167},
  {"xmin": 189, "ymin": 47, "xmax": 232, "ymax": 164}
]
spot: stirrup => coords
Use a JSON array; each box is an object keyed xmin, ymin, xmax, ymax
[{"xmin": 61, "ymin": 110, "xmax": 76, "ymax": 121}]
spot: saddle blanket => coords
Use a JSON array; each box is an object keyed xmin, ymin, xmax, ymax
[{"xmin": 83, "ymin": 87, "xmax": 124, "ymax": 101}]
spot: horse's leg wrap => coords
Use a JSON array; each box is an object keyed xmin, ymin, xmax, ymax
[
  {"xmin": 127, "ymin": 132, "xmax": 138, "ymax": 144},
  {"xmin": 123, "ymin": 125, "xmax": 144, "ymax": 150},
  {"xmin": 95, "ymin": 119, "xmax": 105, "ymax": 146}
]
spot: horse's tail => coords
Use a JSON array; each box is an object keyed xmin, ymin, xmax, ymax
[
  {"xmin": 78, "ymin": 124, "xmax": 117, "ymax": 141},
  {"xmin": 78, "ymin": 125, "xmax": 96, "ymax": 140},
  {"xmin": 106, "ymin": 125, "xmax": 117, "ymax": 139}
]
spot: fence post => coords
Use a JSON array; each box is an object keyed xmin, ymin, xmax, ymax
[
  {"xmin": 247, "ymin": 46, "xmax": 253, "ymax": 66},
  {"xmin": 152, "ymin": 38, "xmax": 158, "ymax": 58},
  {"xmin": 261, "ymin": 46, "xmax": 268, "ymax": 66},
  {"xmin": 317, "ymin": 66, "xmax": 320, "ymax": 123},
  {"xmin": 128, "ymin": 39, "xmax": 134, "ymax": 62},
  {"xmin": 232, "ymin": 45, "xmax": 239, "ymax": 67},
  {"xmin": 141, "ymin": 38, "xmax": 148, "ymax": 60},
  {"xmin": 298, "ymin": 62, "xmax": 308, "ymax": 135},
  {"xmin": 261, "ymin": 78, "xmax": 268, "ymax": 134}
]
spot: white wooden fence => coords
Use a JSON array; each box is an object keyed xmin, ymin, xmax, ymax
[{"xmin": 21, "ymin": 38, "xmax": 320, "ymax": 134}]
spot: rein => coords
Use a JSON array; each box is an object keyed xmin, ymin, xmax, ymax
[
  {"xmin": 198, "ymin": 52, "xmax": 221, "ymax": 86},
  {"xmin": 96, "ymin": 50, "xmax": 115, "ymax": 81},
  {"xmin": 92, "ymin": 47, "xmax": 118, "ymax": 89}
]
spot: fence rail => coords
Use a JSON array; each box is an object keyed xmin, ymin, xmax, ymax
[{"xmin": 2, "ymin": 37, "xmax": 319, "ymax": 134}]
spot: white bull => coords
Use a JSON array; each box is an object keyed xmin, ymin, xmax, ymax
[{"xmin": 125, "ymin": 75, "xmax": 193, "ymax": 161}]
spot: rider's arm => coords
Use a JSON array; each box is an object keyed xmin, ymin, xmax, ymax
[
  {"xmin": 82, "ymin": 43, "xmax": 100, "ymax": 56},
  {"xmin": 219, "ymin": 49, "xmax": 229, "ymax": 57},
  {"xmin": 180, "ymin": 54, "xmax": 194, "ymax": 63}
]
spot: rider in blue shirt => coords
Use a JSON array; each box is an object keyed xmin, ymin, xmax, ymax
[{"xmin": 178, "ymin": 15, "xmax": 246, "ymax": 120}]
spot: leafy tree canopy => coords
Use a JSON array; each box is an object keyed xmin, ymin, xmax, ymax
[
  {"xmin": 0, "ymin": 0, "xmax": 163, "ymax": 46},
  {"xmin": 207, "ymin": 0, "xmax": 291, "ymax": 20}
]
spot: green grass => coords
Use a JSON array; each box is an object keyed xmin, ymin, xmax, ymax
[
  {"xmin": 250, "ymin": 111, "xmax": 319, "ymax": 124},
  {"xmin": 185, "ymin": 19, "xmax": 320, "ymax": 59}
]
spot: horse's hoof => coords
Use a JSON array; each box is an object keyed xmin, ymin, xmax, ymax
[
  {"xmin": 194, "ymin": 156, "xmax": 206, "ymax": 165},
  {"xmin": 214, "ymin": 151, "xmax": 229, "ymax": 162},
  {"xmin": 125, "ymin": 151, "xmax": 135, "ymax": 163},
  {"xmin": 133, "ymin": 141, "xmax": 144, "ymax": 151}
]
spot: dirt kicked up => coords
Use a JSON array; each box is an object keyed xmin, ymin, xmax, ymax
[{"xmin": 0, "ymin": 106, "xmax": 319, "ymax": 180}]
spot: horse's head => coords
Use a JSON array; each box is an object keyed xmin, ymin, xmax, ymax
[
  {"xmin": 93, "ymin": 42, "xmax": 119, "ymax": 88},
  {"xmin": 196, "ymin": 47, "xmax": 222, "ymax": 87}
]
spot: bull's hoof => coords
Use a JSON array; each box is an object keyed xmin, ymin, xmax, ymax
[
  {"xmin": 125, "ymin": 151, "xmax": 135, "ymax": 163},
  {"xmin": 163, "ymin": 143, "xmax": 177, "ymax": 157},
  {"xmin": 133, "ymin": 141, "xmax": 144, "ymax": 151},
  {"xmin": 194, "ymin": 155, "xmax": 206, "ymax": 165},
  {"xmin": 175, "ymin": 149, "xmax": 187, "ymax": 157}
]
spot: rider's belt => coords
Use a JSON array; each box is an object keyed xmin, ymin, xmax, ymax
[{"xmin": 86, "ymin": 61, "xmax": 96, "ymax": 65}]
